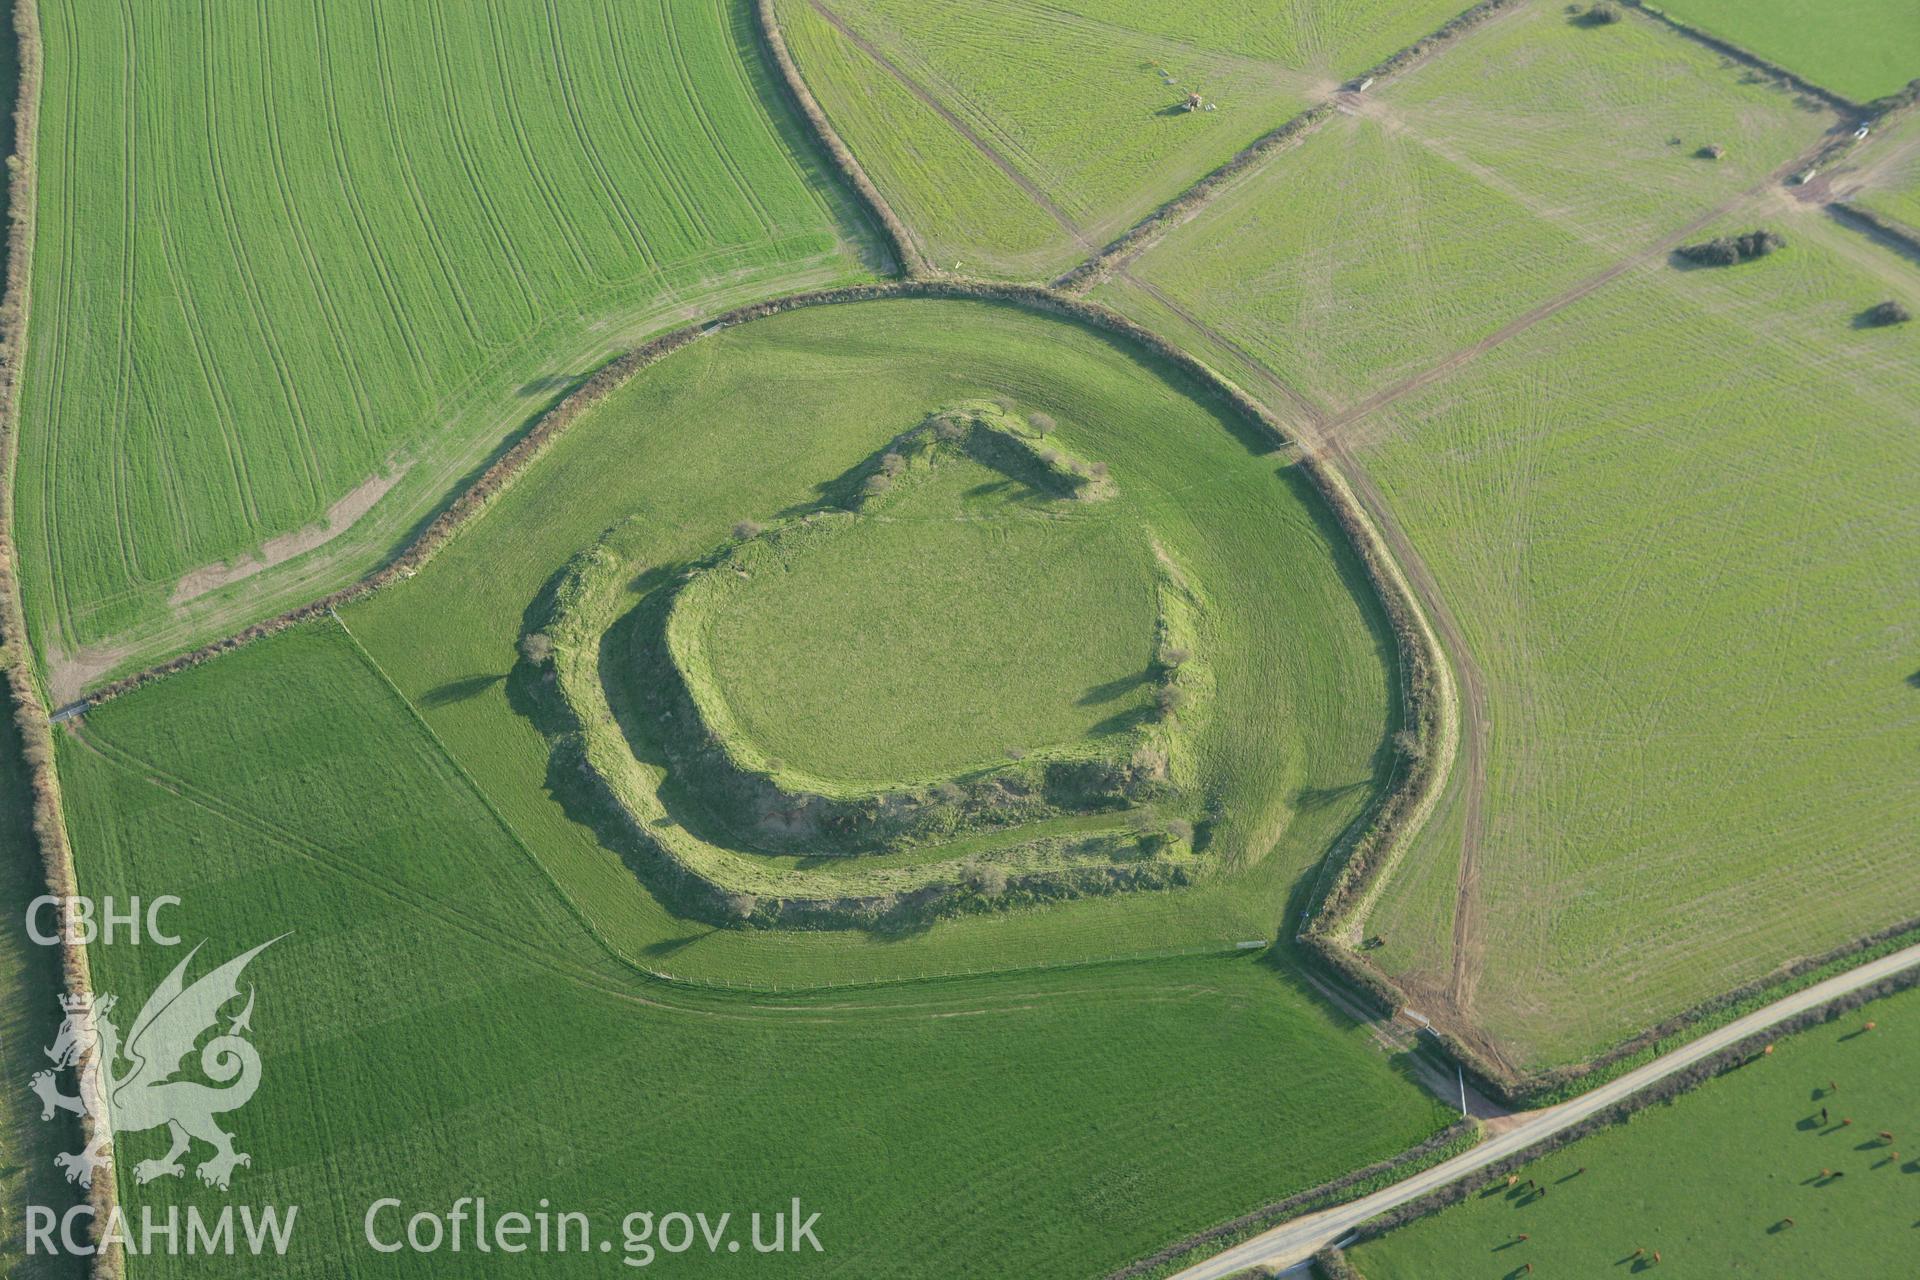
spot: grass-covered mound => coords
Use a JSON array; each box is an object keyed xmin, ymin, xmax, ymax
[
  {"xmin": 539, "ymin": 403, "xmax": 1218, "ymax": 928},
  {"xmin": 676, "ymin": 403, "xmax": 1152, "ymax": 795},
  {"xmin": 346, "ymin": 299, "xmax": 1397, "ymax": 982}
]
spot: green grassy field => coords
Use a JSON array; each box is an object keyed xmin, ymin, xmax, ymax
[
  {"xmin": 1351, "ymin": 985, "xmax": 1920, "ymax": 1279},
  {"xmin": 1357, "ymin": 214, "xmax": 1920, "ymax": 1065},
  {"xmin": 56, "ymin": 622, "xmax": 1455, "ymax": 1278},
  {"xmin": 16, "ymin": 0, "xmax": 874, "ymax": 693},
  {"xmin": 1102, "ymin": 0, "xmax": 1833, "ymax": 411},
  {"xmin": 1650, "ymin": 0, "xmax": 1920, "ymax": 103},
  {"xmin": 1847, "ymin": 107, "xmax": 1920, "ymax": 234},
  {"xmin": 694, "ymin": 449, "xmax": 1159, "ymax": 786},
  {"xmin": 773, "ymin": 0, "xmax": 1471, "ymax": 276},
  {"xmin": 342, "ymin": 297, "xmax": 1400, "ymax": 984}
]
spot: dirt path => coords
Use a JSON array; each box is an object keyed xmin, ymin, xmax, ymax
[
  {"xmin": 807, "ymin": 0, "xmax": 1089, "ymax": 247},
  {"xmin": 1167, "ymin": 941, "xmax": 1920, "ymax": 1279},
  {"xmin": 1319, "ymin": 134, "xmax": 1841, "ymax": 436},
  {"xmin": 1285, "ymin": 132, "xmax": 1843, "ymax": 1031},
  {"xmin": 1117, "ymin": 270, "xmax": 1330, "ymax": 427}
]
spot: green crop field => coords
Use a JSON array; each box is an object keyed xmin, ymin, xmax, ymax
[
  {"xmin": 1102, "ymin": 0, "xmax": 1834, "ymax": 410},
  {"xmin": 1350, "ymin": 986, "xmax": 1920, "ymax": 1279},
  {"xmin": 343, "ymin": 297, "xmax": 1402, "ymax": 982},
  {"xmin": 1357, "ymin": 216, "xmax": 1920, "ymax": 1065},
  {"xmin": 57, "ymin": 622, "xmax": 1454, "ymax": 1278},
  {"xmin": 1649, "ymin": 0, "xmax": 1920, "ymax": 103},
  {"xmin": 16, "ymin": 0, "xmax": 874, "ymax": 697},
  {"xmin": 773, "ymin": 0, "xmax": 1469, "ymax": 276}
]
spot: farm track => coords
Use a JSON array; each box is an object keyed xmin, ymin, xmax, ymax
[
  {"xmin": 1167, "ymin": 940, "xmax": 1920, "ymax": 1279},
  {"xmin": 1291, "ymin": 127, "xmax": 1846, "ymax": 1033},
  {"xmin": 804, "ymin": 0, "xmax": 1089, "ymax": 248}
]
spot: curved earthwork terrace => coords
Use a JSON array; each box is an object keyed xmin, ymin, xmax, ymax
[{"xmin": 346, "ymin": 296, "xmax": 1405, "ymax": 964}]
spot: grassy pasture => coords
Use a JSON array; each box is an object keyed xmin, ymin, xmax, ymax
[
  {"xmin": 694, "ymin": 450, "xmax": 1161, "ymax": 786},
  {"xmin": 1351, "ymin": 986, "xmax": 1920, "ymax": 1279},
  {"xmin": 1846, "ymin": 107, "xmax": 1920, "ymax": 235},
  {"xmin": 343, "ymin": 298, "xmax": 1400, "ymax": 985},
  {"xmin": 57, "ymin": 622, "xmax": 1455, "ymax": 1278},
  {"xmin": 773, "ymin": 0, "xmax": 1471, "ymax": 276},
  {"xmin": 1357, "ymin": 216, "xmax": 1920, "ymax": 1064},
  {"xmin": 1103, "ymin": 0, "xmax": 1834, "ymax": 410},
  {"xmin": 1649, "ymin": 0, "xmax": 1920, "ymax": 103},
  {"xmin": 17, "ymin": 0, "xmax": 873, "ymax": 686}
]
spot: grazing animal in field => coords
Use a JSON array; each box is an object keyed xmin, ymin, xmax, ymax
[
  {"xmin": 1879, "ymin": 1130, "xmax": 1894, "ymax": 1143},
  {"xmin": 1865, "ymin": 1021, "xmax": 1877, "ymax": 1031},
  {"xmin": 1631, "ymin": 1247, "xmax": 1644, "ymax": 1258},
  {"xmin": 1842, "ymin": 1117, "xmax": 1853, "ymax": 1127},
  {"xmin": 1820, "ymin": 1106, "xmax": 1828, "ymax": 1122},
  {"xmin": 1508, "ymin": 1174, "xmax": 1518, "ymax": 1187},
  {"xmin": 1517, "ymin": 1233, "xmax": 1529, "ymax": 1242},
  {"xmin": 1653, "ymin": 1250, "xmax": 1662, "ymax": 1264},
  {"xmin": 1829, "ymin": 1079, "xmax": 1839, "ymax": 1092},
  {"xmin": 1782, "ymin": 1217, "xmax": 1795, "ymax": 1228}
]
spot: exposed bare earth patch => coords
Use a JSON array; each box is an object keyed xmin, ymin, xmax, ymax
[{"xmin": 169, "ymin": 465, "xmax": 411, "ymax": 608}]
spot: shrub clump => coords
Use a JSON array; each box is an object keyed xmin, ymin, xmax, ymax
[
  {"xmin": 1863, "ymin": 299, "xmax": 1911, "ymax": 327},
  {"xmin": 518, "ymin": 631, "xmax": 554, "ymax": 666},
  {"xmin": 1576, "ymin": 2, "xmax": 1622, "ymax": 24},
  {"xmin": 1676, "ymin": 229, "xmax": 1784, "ymax": 267}
]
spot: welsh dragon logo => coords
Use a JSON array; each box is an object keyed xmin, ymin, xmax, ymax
[{"xmin": 32, "ymin": 938, "xmax": 280, "ymax": 1191}]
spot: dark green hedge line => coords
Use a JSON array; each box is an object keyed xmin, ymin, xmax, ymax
[
  {"xmin": 752, "ymin": 0, "xmax": 928, "ymax": 278},
  {"xmin": 1624, "ymin": 1, "xmax": 1865, "ymax": 116},
  {"xmin": 1829, "ymin": 200, "xmax": 1920, "ymax": 263},
  {"xmin": 1312, "ymin": 1245, "xmax": 1366, "ymax": 1280},
  {"xmin": 0, "ymin": 1, "xmax": 121, "ymax": 1272}
]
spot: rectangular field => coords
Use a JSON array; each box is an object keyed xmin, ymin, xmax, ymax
[
  {"xmin": 1103, "ymin": 0, "xmax": 1834, "ymax": 412},
  {"xmin": 774, "ymin": 0, "xmax": 1472, "ymax": 276},
  {"xmin": 1358, "ymin": 215, "xmax": 1920, "ymax": 1064},
  {"xmin": 17, "ymin": 0, "xmax": 872, "ymax": 694},
  {"xmin": 57, "ymin": 623, "xmax": 1455, "ymax": 1278}
]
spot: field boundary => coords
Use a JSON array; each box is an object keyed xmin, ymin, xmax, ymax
[
  {"xmin": 1828, "ymin": 198, "xmax": 1920, "ymax": 262},
  {"xmin": 753, "ymin": 0, "xmax": 928, "ymax": 278},
  {"xmin": 1625, "ymin": 0, "xmax": 1867, "ymax": 117},
  {"xmin": 1052, "ymin": 0, "xmax": 1529, "ymax": 295},
  {"xmin": 0, "ymin": 1, "xmax": 119, "ymax": 1272}
]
